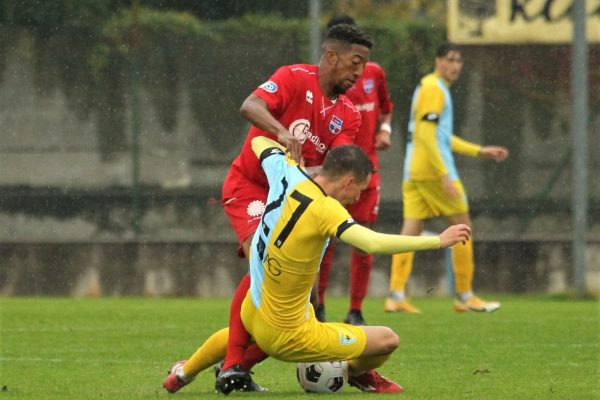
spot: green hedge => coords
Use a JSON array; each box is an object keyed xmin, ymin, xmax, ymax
[{"xmin": 2, "ymin": 6, "xmax": 596, "ymax": 162}]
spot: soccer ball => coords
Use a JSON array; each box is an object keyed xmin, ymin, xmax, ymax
[{"xmin": 296, "ymin": 361, "xmax": 348, "ymax": 393}]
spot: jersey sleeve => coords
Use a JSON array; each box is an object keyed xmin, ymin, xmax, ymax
[
  {"xmin": 377, "ymin": 67, "xmax": 393, "ymax": 114},
  {"xmin": 316, "ymin": 197, "xmax": 355, "ymax": 238},
  {"xmin": 451, "ymin": 135, "xmax": 481, "ymax": 157},
  {"xmin": 340, "ymin": 224, "xmax": 440, "ymax": 254},
  {"xmin": 253, "ymin": 66, "xmax": 296, "ymax": 118},
  {"xmin": 415, "ymin": 84, "xmax": 448, "ymax": 177}
]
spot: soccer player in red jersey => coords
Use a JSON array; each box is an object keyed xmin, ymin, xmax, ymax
[
  {"xmin": 316, "ymin": 16, "xmax": 394, "ymax": 326},
  {"xmin": 162, "ymin": 23, "xmax": 373, "ymax": 394}
]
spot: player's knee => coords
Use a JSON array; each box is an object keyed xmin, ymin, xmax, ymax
[{"xmin": 381, "ymin": 328, "xmax": 400, "ymax": 354}]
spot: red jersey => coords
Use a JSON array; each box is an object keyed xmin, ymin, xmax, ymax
[
  {"xmin": 345, "ymin": 62, "xmax": 393, "ymax": 188},
  {"xmin": 226, "ymin": 64, "xmax": 361, "ymax": 191}
]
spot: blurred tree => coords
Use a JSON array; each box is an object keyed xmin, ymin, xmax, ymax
[
  {"xmin": 328, "ymin": 0, "xmax": 446, "ymax": 23},
  {"xmin": 0, "ymin": 0, "xmax": 310, "ymax": 27}
]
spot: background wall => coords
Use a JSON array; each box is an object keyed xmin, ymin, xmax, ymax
[{"xmin": 1, "ymin": 14, "xmax": 599, "ymax": 295}]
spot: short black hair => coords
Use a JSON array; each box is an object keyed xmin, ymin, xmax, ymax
[
  {"xmin": 322, "ymin": 144, "xmax": 373, "ymax": 183},
  {"xmin": 436, "ymin": 42, "xmax": 460, "ymax": 58},
  {"xmin": 324, "ymin": 23, "xmax": 373, "ymax": 50},
  {"xmin": 326, "ymin": 15, "xmax": 356, "ymax": 29}
]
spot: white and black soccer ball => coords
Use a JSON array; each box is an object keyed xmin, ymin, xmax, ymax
[{"xmin": 296, "ymin": 361, "xmax": 348, "ymax": 393}]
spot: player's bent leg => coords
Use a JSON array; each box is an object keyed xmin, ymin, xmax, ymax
[
  {"xmin": 359, "ymin": 326, "xmax": 399, "ymax": 358},
  {"xmin": 347, "ymin": 326, "xmax": 403, "ymax": 393}
]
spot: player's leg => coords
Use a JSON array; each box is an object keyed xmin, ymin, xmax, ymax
[
  {"xmin": 316, "ymin": 242, "xmax": 334, "ymax": 322},
  {"xmin": 162, "ymin": 328, "xmax": 229, "ymax": 393},
  {"xmin": 385, "ymin": 181, "xmax": 428, "ymax": 313},
  {"xmin": 308, "ymin": 323, "xmax": 401, "ymax": 393},
  {"xmin": 447, "ymin": 212, "xmax": 500, "ymax": 312},
  {"xmin": 344, "ymin": 186, "xmax": 378, "ymax": 325},
  {"xmin": 385, "ymin": 218, "xmax": 423, "ymax": 313},
  {"xmin": 344, "ymin": 325, "xmax": 403, "ymax": 393},
  {"xmin": 221, "ymin": 273, "xmax": 252, "ymax": 370},
  {"xmin": 344, "ymin": 246, "xmax": 372, "ymax": 325},
  {"xmin": 217, "ymin": 182, "xmax": 270, "ymax": 392}
]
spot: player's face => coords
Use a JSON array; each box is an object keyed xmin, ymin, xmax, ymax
[
  {"xmin": 436, "ymin": 50, "xmax": 463, "ymax": 83},
  {"xmin": 332, "ymin": 44, "xmax": 370, "ymax": 95},
  {"xmin": 338, "ymin": 173, "xmax": 371, "ymax": 205}
]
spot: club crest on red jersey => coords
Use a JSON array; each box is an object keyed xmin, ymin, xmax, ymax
[
  {"xmin": 363, "ymin": 79, "xmax": 374, "ymax": 94},
  {"xmin": 329, "ymin": 115, "xmax": 343, "ymax": 135}
]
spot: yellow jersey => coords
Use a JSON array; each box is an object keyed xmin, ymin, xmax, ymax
[{"xmin": 248, "ymin": 138, "xmax": 355, "ymax": 329}]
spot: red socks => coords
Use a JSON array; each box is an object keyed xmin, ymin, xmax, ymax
[{"xmin": 349, "ymin": 251, "xmax": 372, "ymax": 310}]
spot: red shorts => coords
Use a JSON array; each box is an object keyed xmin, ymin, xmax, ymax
[
  {"xmin": 346, "ymin": 185, "xmax": 380, "ymax": 224},
  {"xmin": 221, "ymin": 167, "xmax": 268, "ymax": 247}
]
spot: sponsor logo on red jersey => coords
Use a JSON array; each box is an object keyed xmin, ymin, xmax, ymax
[
  {"xmin": 289, "ymin": 119, "xmax": 327, "ymax": 154},
  {"xmin": 355, "ymin": 102, "xmax": 375, "ymax": 112}
]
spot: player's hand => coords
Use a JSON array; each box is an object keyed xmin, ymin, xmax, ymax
[
  {"xmin": 439, "ymin": 224, "xmax": 471, "ymax": 248},
  {"xmin": 277, "ymin": 130, "xmax": 303, "ymax": 163},
  {"xmin": 479, "ymin": 146, "xmax": 509, "ymax": 162},
  {"xmin": 374, "ymin": 130, "xmax": 391, "ymax": 150},
  {"xmin": 441, "ymin": 175, "xmax": 460, "ymax": 199}
]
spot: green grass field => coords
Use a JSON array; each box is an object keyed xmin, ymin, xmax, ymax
[{"xmin": 1, "ymin": 296, "xmax": 598, "ymax": 399}]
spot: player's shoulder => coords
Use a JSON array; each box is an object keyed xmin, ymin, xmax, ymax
[
  {"xmin": 286, "ymin": 64, "xmax": 318, "ymax": 77},
  {"xmin": 364, "ymin": 61, "xmax": 385, "ymax": 75},
  {"xmin": 338, "ymin": 95, "xmax": 361, "ymax": 117},
  {"xmin": 419, "ymin": 73, "xmax": 445, "ymax": 94},
  {"xmin": 421, "ymin": 73, "xmax": 438, "ymax": 85},
  {"xmin": 317, "ymin": 195, "xmax": 350, "ymax": 219}
]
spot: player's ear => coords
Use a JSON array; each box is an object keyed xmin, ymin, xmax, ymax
[
  {"xmin": 340, "ymin": 174, "xmax": 355, "ymax": 189},
  {"xmin": 324, "ymin": 49, "xmax": 338, "ymax": 66}
]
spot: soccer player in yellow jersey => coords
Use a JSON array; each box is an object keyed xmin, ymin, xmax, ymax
[
  {"xmin": 233, "ymin": 135, "xmax": 471, "ymax": 393},
  {"xmin": 162, "ymin": 135, "xmax": 472, "ymax": 394},
  {"xmin": 384, "ymin": 43, "xmax": 509, "ymax": 314}
]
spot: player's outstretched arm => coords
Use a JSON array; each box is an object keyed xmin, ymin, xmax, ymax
[
  {"xmin": 339, "ymin": 224, "xmax": 471, "ymax": 254},
  {"xmin": 340, "ymin": 224, "xmax": 440, "ymax": 254},
  {"xmin": 240, "ymin": 94, "xmax": 303, "ymax": 162}
]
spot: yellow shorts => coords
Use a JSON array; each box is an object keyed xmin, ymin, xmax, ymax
[
  {"xmin": 241, "ymin": 294, "xmax": 366, "ymax": 362},
  {"xmin": 402, "ymin": 180, "xmax": 469, "ymax": 219}
]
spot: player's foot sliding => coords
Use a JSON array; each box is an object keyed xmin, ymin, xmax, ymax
[
  {"xmin": 162, "ymin": 360, "xmax": 193, "ymax": 393},
  {"xmin": 215, "ymin": 364, "xmax": 268, "ymax": 395},
  {"xmin": 348, "ymin": 369, "xmax": 404, "ymax": 393}
]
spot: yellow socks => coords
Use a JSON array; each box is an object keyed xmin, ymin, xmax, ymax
[
  {"xmin": 183, "ymin": 327, "xmax": 229, "ymax": 378},
  {"xmin": 452, "ymin": 239, "xmax": 474, "ymax": 294},
  {"xmin": 389, "ymin": 252, "xmax": 415, "ymax": 293}
]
